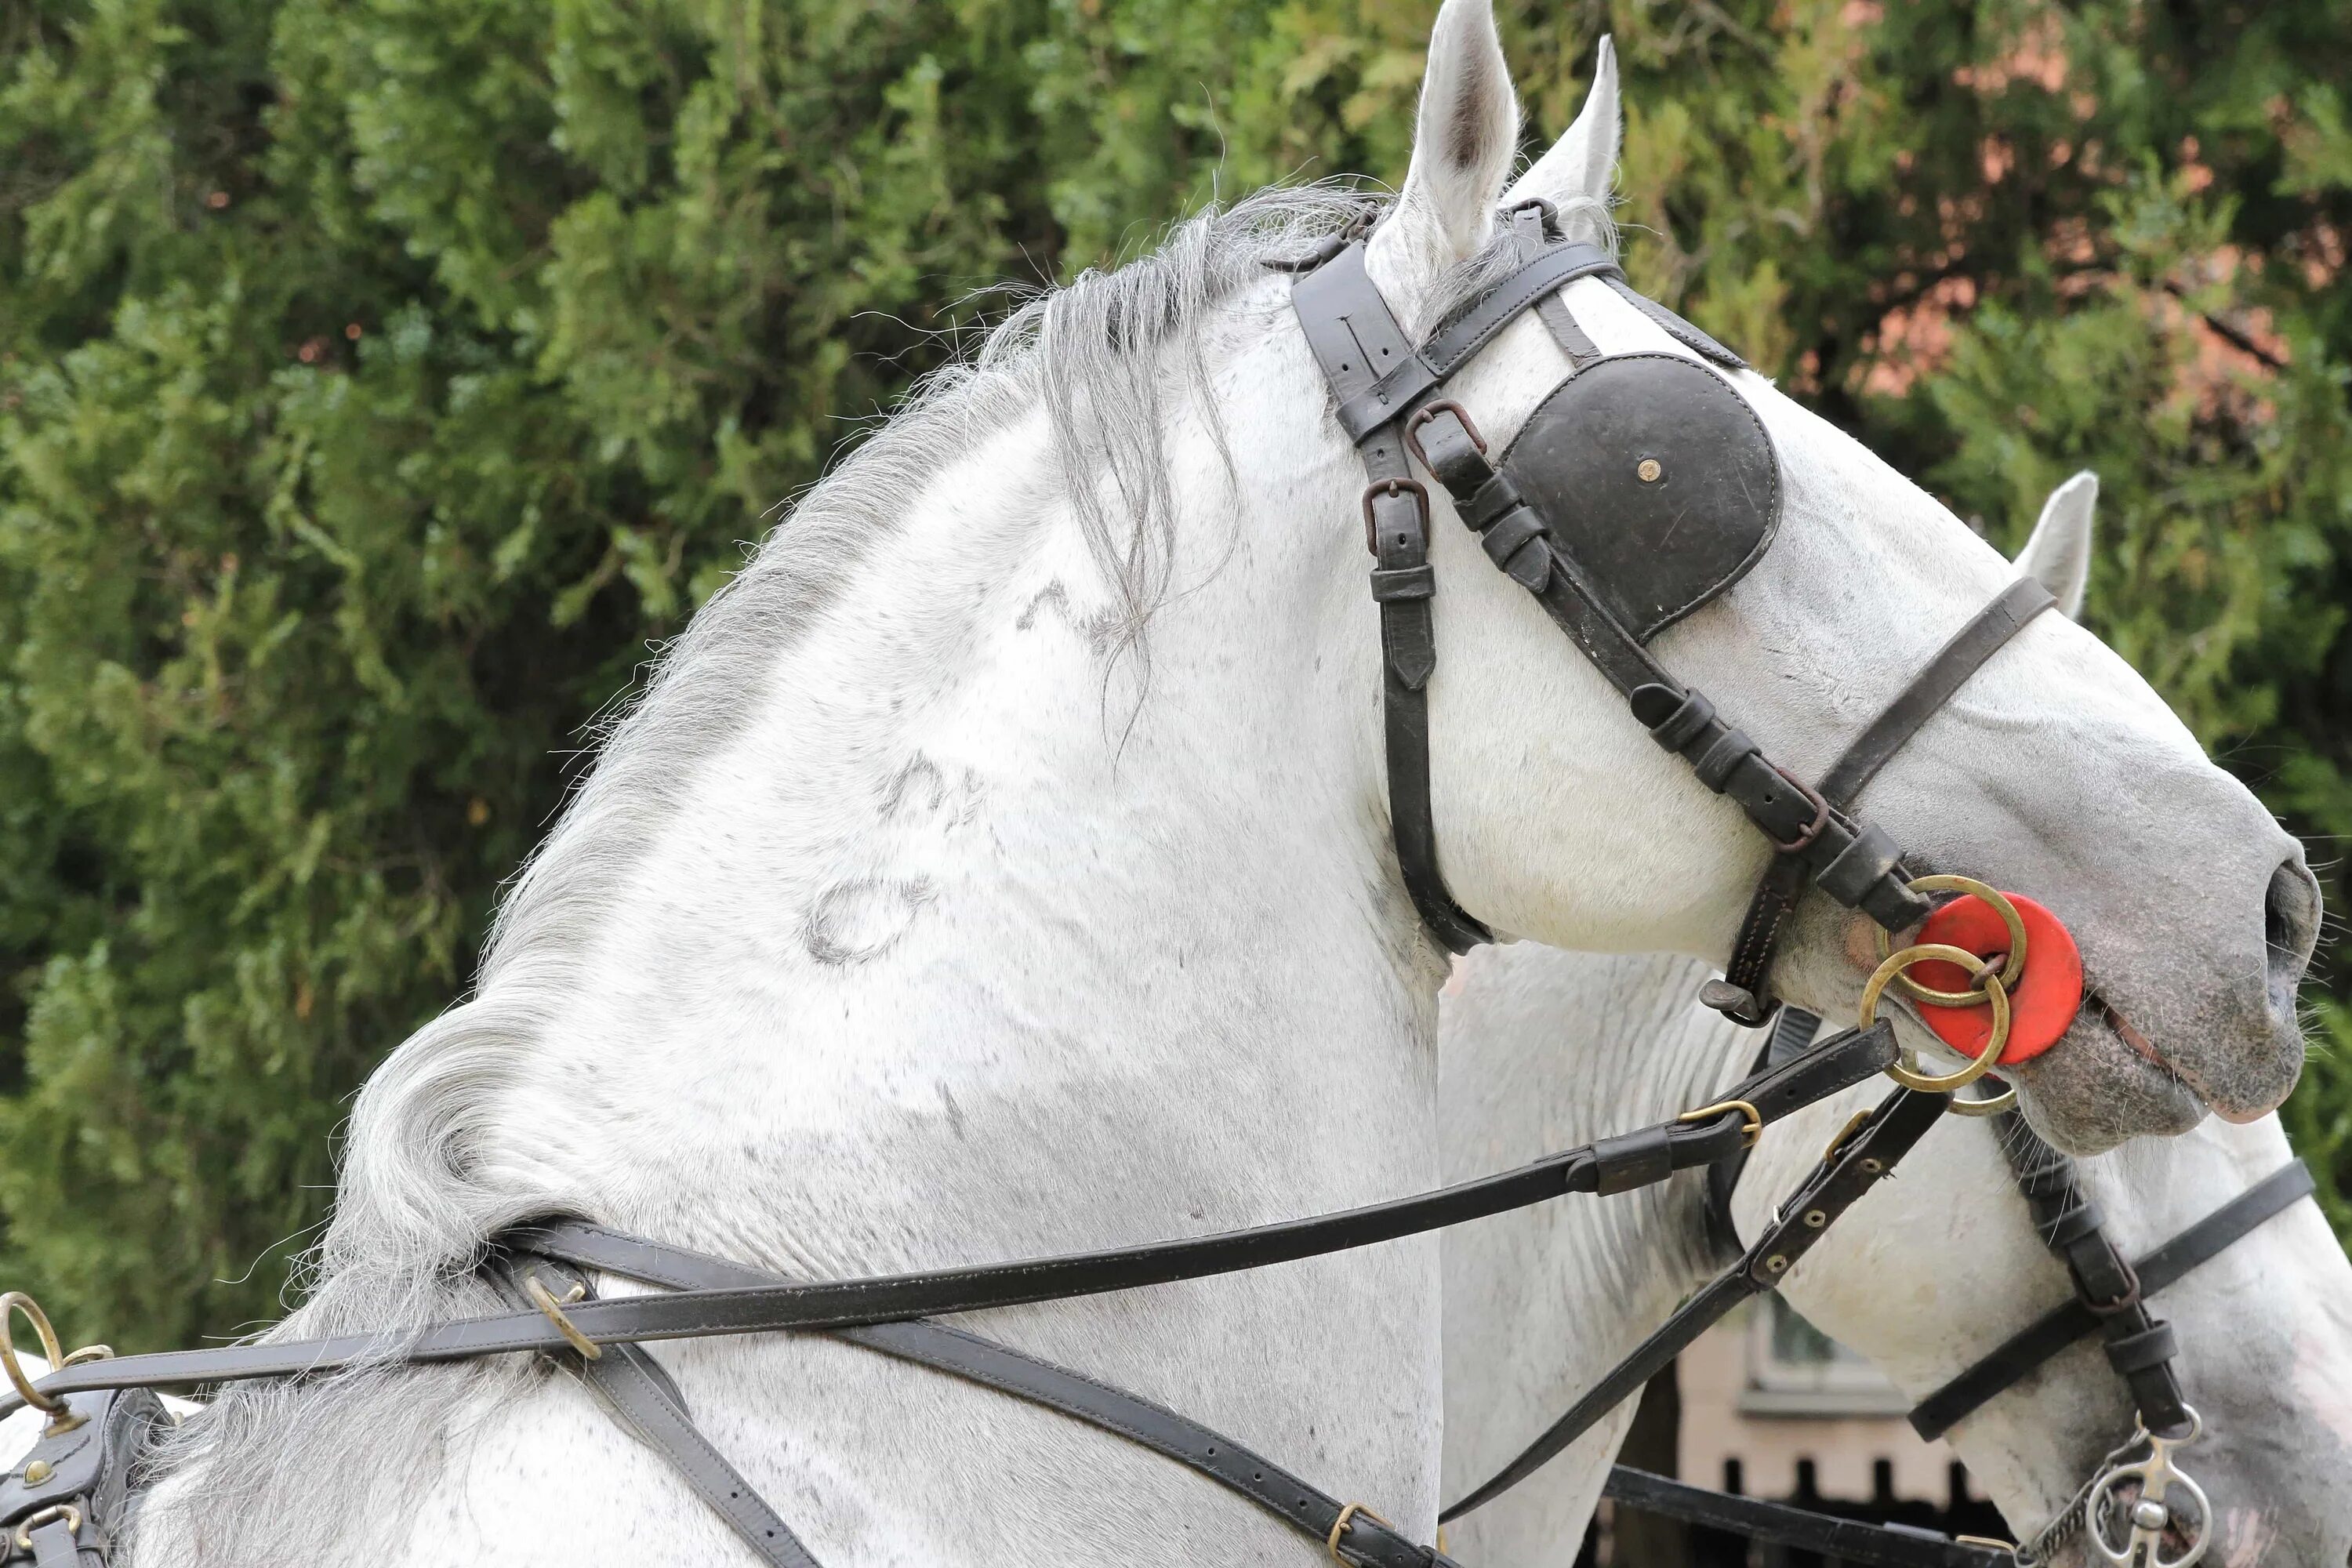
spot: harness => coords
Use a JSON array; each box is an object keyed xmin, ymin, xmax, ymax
[{"xmin": 0, "ymin": 204, "xmax": 2314, "ymax": 1568}]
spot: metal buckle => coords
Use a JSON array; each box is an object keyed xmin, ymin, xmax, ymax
[
  {"xmin": 1359, "ymin": 477, "xmax": 1429, "ymax": 558},
  {"xmin": 1402, "ymin": 401, "xmax": 1486, "ymax": 471},
  {"xmin": 524, "ymin": 1273, "xmax": 603, "ymax": 1361},
  {"xmin": 13, "ymin": 1503, "xmax": 82, "ymax": 1553},
  {"xmin": 1763, "ymin": 765, "xmax": 1831, "ymax": 855},
  {"xmin": 1326, "ymin": 1502, "xmax": 1392, "ymax": 1564},
  {"xmin": 1677, "ymin": 1098, "xmax": 1762, "ymax": 1149}
]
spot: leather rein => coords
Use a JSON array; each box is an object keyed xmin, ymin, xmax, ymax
[{"xmin": 0, "ymin": 205, "xmax": 2317, "ymax": 1568}]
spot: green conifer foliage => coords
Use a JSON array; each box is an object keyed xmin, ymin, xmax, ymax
[{"xmin": 4, "ymin": 1, "xmax": 2347, "ymax": 1345}]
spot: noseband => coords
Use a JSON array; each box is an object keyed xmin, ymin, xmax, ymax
[{"xmin": 0, "ymin": 207, "xmax": 2315, "ymax": 1568}]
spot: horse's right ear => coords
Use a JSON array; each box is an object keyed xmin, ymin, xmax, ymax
[
  {"xmin": 2015, "ymin": 470, "xmax": 2096, "ymax": 619},
  {"xmin": 1365, "ymin": 0, "xmax": 1520, "ymax": 322},
  {"xmin": 1501, "ymin": 36, "xmax": 1619, "ymax": 249}
]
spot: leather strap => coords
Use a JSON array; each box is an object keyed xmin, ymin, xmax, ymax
[
  {"xmin": 0, "ymin": 1026, "xmax": 1899, "ymax": 1416},
  {"xmin": 1908, "ymin": 1156, "xmax": 2314, "ymax": 1440},
  {"xmin": 1408, "ymin": 404, "xmax": 1930, "ymax": 938},
  {"xmin": 488, "ymin": 1254, "xmax": 822, "ymax": 1568},
  {"xmin": 518, "ymin": 1225, "xmax": 1457, "ymax": 1568},
  {"xmin": 1294, "ymin": 242, "xmax": 1489, "ymax": 952},
  {"xmin": 1600, "ymin": 1468, "xmax": 2008, "ymax": 1568},
  {"xmin": 1715, "ymin": 576, "xmax": 2056, "ymax": 1025},
  {"xmin": 1440, "ymin": 1086, "xmax": 1948, "ymax": 1523},
  {"xmin": 1702, "ymin": 1006, "xmax": 1824, "ymax": 1257}
]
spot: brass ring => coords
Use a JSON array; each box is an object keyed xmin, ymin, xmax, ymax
[
  {"xmin": 1677, "ymin": 1098, "xmax": 1763, "ymax": 1149},
  {"xmin": 1875, "ymin": 875, "xmax": 2028, "ymax": 1005},
  {"xmin": 0, "ymin": 1292, "xmax": 68, "ymax": 1415},
  {"xmin": 1862, "ymin": 944, "xmax": 2011, "ymax": 1093},
  {"xmin": 1947, "ymin": 1080, "xmax": 2019, "ymax": 1117},
  {"xmin": 1327, "ymin": 1502, "xmax": 1392, "ymax": 1563}
]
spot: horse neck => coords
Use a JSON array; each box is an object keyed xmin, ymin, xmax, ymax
[
  {"xmin": 459, "ymin": 397, "xmax": 1443, "ymax": 1274},
  {"xmin": 1439, "ymin": 946, "xmax": 1750, "ymax": 1563}
]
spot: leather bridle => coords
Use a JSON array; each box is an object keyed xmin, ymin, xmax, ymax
[{"xmin": 0, "ymin": 204, "xmax": 2318, "ymax": 1568}]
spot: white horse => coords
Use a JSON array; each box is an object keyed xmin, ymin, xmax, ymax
[
  {"xmin": 116, "ymin": 5, "xmax": 2317, "ymax": 1563},
  {"xmin": 1441, "ymin": 945, "xmax": 2352, "ymax": 1567},
  {"xmin": 1441, "ymin": 485, "xmax": 2352, "ymax": 1564}
]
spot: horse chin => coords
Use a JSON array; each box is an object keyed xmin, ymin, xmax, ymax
[{"xmin": 2005, "ymin": 1012, "xmax": 2207, "ymax": 1155}]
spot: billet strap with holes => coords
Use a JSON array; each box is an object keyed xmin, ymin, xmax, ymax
[
  {"xmin": 1600, "ymin": 1468, "xmax": 2011, "ymax": 1568},
  {"xmin": 1910, "ymin": 1152, "xmax": 2314, "ymax": 1441},
  {"xmin": 1441, "ymin": 1086, "xmax": 1949, "ymax": 1523},
  {"xmin": 0, "ymin": 1026, "xmax": 1899, "ymax": 1418},
  {"xmin": 1713, "ymin": 576, "xmax": 2057, "ymax": 1025}
]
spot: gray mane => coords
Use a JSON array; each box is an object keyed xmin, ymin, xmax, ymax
[{"xmin": 129, "ymin": 180, "xmax": 1377, "ymax": 1567}]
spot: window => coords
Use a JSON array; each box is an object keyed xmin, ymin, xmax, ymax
[{"xmin": 1737, "ymin": 1297, "xmax": 1908, "ymax": 1417}]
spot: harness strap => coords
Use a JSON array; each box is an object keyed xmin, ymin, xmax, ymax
[
  {"xmin": 487, "ymin": 1254, "xmax": 823, "ymax": 1568},
  {"xmin": 1408, "ymin": 404, "xmax": 1929, "ymax": 937},
  {"xmin": 1295, "ymin": 241, "xmax": 1490, "ymax": 951},
  {"xmin": 1599, "ymin": 1467, "xmax": 2009, "ymax": 1568},
  {"xmin": 1908, "ymin": 1156, "xmax": 2314, "ymax": 1440},
  {"xmin": 0, "ymin": 1026, "xmax": 1898, "ymax": 1417},
  {"xmin": 517, "ymin": 1224, "xmax": 1459, "ymax": 1568},
  {"xmin": 1439, "ymin": 1086, "xmax": 1950, "ymax": 1523},
  {"xmin": 1714, "ymin": 576, "xmax": 2056, "ymax": 1025}
]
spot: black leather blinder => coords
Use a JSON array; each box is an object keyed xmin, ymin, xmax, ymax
[{"xmin": 1495, "ymin": 353, "xmax": 1781, "ymax": 642}]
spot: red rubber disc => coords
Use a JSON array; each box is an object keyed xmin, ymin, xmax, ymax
[{"xmin": 1907, "ymin": 891, "xmax": 2084, "ymax": 1065}]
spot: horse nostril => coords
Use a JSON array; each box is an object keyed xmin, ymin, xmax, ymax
[{"xmin": 2264, "ymin": 855, "xmax": 2321, "ymax": 1016}]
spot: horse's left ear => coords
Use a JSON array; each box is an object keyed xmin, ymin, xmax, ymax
[
  {"xmin": 1365, "ymin": 0, "xmax": 1520, "ymax": 318},
  {"xmin": 2014, "ymin": 470, "xmax": 2096, "ymax": 619},
  {"xmin": 1501, "ymin": 36, "xmax": 1619, "ymax": 247}
]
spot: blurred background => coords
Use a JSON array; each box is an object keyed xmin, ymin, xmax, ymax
[{"xmin": 1, "ymin": 0, "xmax": 2347, "ymax": 1539}]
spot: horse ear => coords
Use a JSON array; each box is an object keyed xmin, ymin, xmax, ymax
[
  {"xmin": 1365, "ymin": 0, "xmax": 1520, "ymax": 316},
  {"xmin": 2015, "ymin": 470, "xmax": 2096, "ymax": 620},
  {"xmin": 1501, "ymin": 35, "xmax": 1619, "ymax": 247}
]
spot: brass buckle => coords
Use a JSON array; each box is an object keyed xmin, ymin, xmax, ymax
[
  {"xmin": 13, "ymin": 1503, "xmax": 82, "ymax": 1552},
  {"xmin": 1677, "ymin": 1098, "xmax": 1763, "ymax": 1149},
  {"xmin": 524, "ymin": 1273, "xmax": 603, "ymax": 1361},
  {"xmin": 1327, "ymin": 1502, "xmax": 1392, "ymax": 1563}
]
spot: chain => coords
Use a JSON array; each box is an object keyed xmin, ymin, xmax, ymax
[{"xmin": 2010, "ymin": 1431, "xmax": 2149, "ymax": 1567}]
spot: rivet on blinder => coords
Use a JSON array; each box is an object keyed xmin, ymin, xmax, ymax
[
  {"xmin": 1635, "ymin": 457, "xmax": 1664, "ymax": 484},
  {"xmin": 21, "ymin": 1460, "xmax": 50, "ymax": 1486}
]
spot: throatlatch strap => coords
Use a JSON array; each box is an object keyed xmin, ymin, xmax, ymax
[
  {"xmin": 1908, "ymin": 1155, "xmax": 2314, "ymax": 1440},
  {"xmin": 1715, "ymin": 576, "xmax": 2056, "ymax": 1024}
]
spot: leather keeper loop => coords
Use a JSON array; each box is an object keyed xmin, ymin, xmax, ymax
[
  {"xmin": 1813, "ymin": 822, "xmax": 1902, "ymax": 906},
  {"xmin": 1464, "ymin": 474, "xmax": 1523, "ymax": 533},
  {"xmin": 1369, "ymin": 565, "xmax": 1436, "ymax": 602},
  {"xmin": 2043, "ymin": 1201, "xmax": 2107, "ymax": 1248},
  {"xmin": 1635, "ymin": 686, "xmax": 1715, "ymax": 752},
  {"xmin": 2103, "ymin": 1319, "xmax": 2179, "ymax": 1375},
  {"xmin": 1591, "ymin": 1125, "xmax": 1676, "ymax": 1197},
  {"xmin": 1480, "ymin": 510, "xmax": 1548, "ymax": 571},
  {"xmin": 1693, "ymin": 729, "xmax": 1759, "ymax": 793}
]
